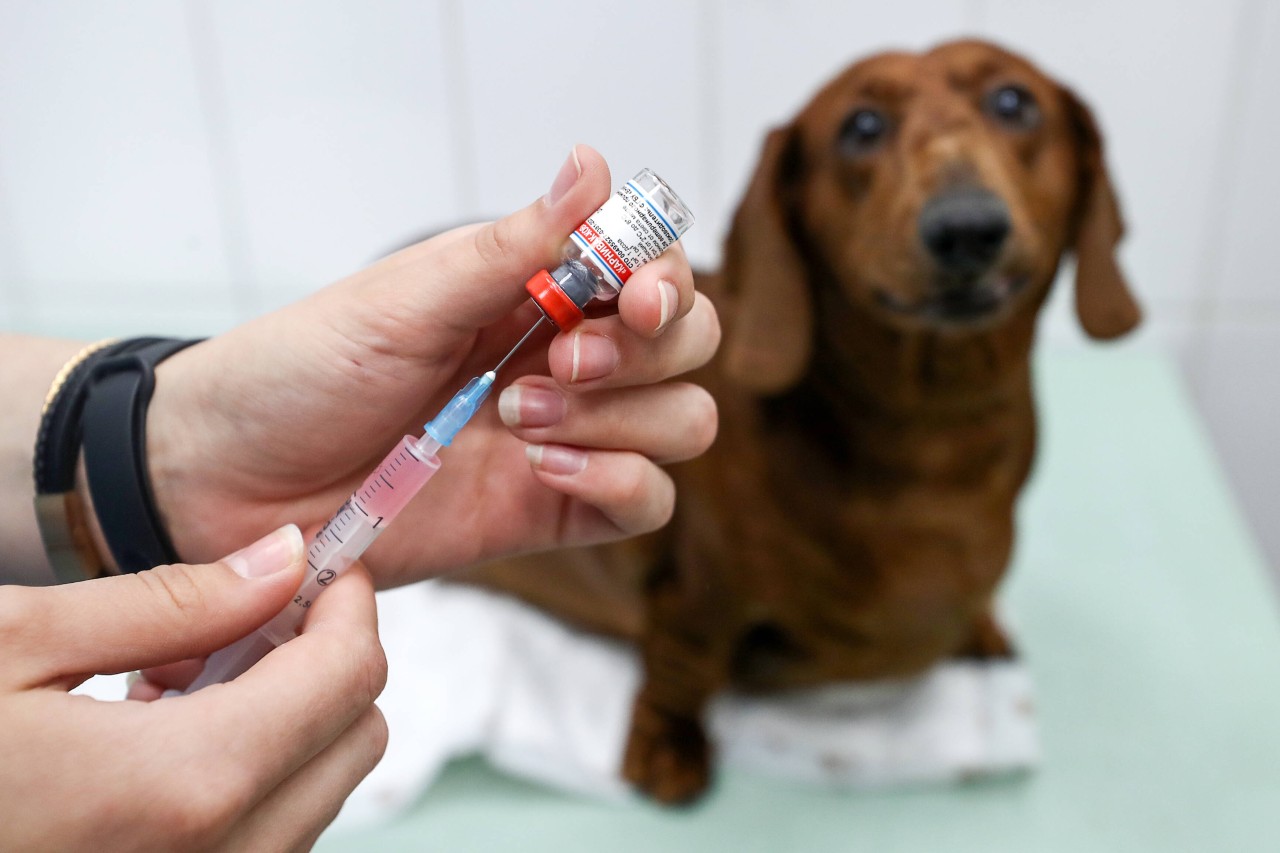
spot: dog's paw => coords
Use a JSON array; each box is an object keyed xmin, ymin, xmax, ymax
[{"xmin": 621, "ymin": 700, "xmax": 712, "ymax": 805}]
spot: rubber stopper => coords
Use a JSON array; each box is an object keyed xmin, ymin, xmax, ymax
[{"xmin": 525, "ymin": 269, "xmax": 585, "ymax": 331}]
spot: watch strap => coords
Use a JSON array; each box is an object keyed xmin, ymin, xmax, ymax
[{"xmin": 81, "ymin": 338, "xmax": 201, "ymax": 573}]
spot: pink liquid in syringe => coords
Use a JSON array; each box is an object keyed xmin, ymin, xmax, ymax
[
  {"xmin": 352, "ymin": 437, "xmax": 441, "ymax": 525},
  {"xmin": 203, "ymin": 436, "xmax": 447, "ymax": 663},
  {"xmin": 277, "ymin": 436, "xmax": 443, "ymax": 638}
]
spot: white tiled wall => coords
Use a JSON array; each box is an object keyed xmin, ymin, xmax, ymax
[
  {"xmin": 0, "ymin": 0, "xmax": 1275, "ymax": 572},
  {"xmin": 198, "ymin": 0, "xmax": 463, "ymax": 310}
]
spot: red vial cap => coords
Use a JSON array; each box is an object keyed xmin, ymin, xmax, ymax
[{"xmin": 525, "ymin": 269, "xmax": 585, "ymax": 331}]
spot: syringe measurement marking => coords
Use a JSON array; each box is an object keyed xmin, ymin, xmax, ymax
[{"xmin": 296, "ymin": 444, "xmax": 432, "ymax": 606}]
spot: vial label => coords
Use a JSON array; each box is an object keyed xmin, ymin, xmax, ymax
[{"xmin": 570, "ymin": 180, "xmax": 680, "ymax": 289}]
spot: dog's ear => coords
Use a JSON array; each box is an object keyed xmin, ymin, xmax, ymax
[
  {"xmin": 721, "ymin": 126, "xmax": 814, "ymax": 393},
  {"xmin": 1062, "ymin": 87, "xmax": 1141, "ymax": 339}
]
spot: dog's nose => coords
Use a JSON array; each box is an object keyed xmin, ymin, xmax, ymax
[{"xmin": 918, "ymin": 189, "xmax": 1011, "ymax": 276}]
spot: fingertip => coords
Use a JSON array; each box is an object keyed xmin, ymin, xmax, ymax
[
  {"xmin": 300, "ymin": 560, "xmax": 378, "ymax": 635},
  {"xmin": 220, "ymin": 523, "xmax": 306, "ymax": 580},
  {"xmin": 526, "ymin": 443, "xmax": 589, "ymax": 476},
  {"xmin": 498, "ymin": 379, "xmax": 566, "ymax": 430},
  {"xmin": 544, "ymin": 144, "xmax": 612, "ymax": 227},
  {"xmin": 570, "ymin": 145, "xmax": 611, "ymax": 196},
  {"xmin": 656, "ymin": 279, "xmax": 679, "ymax": 333},
  {"xmin": 530, "ymin": 447, "xmax": 676, "ymax": 538},
  {"xmin": 139, "ymin": 658, "xmax": 207, "ymax": 692},
  {"xmin": 545, "ymin": 146, "xmax": 583, "ymax": 207},
  {"xmin": 617, "ymin": 251, "xmax": 695, "ymax": 338},
  {"xmin": 126, "ymin": 677, "xmax": 164, "ymax": 702}
]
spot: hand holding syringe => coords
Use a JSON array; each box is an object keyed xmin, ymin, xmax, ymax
[{"xmin": 182, "ymin": 170, "xmax": 695, "ymax": 692}]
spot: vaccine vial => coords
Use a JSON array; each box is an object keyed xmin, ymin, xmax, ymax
[{"xmin": 526, "ymin": 168, "xmax": 694, "ymax": 330}]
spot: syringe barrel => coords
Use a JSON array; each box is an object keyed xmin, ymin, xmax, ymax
[
  {"xmin": 256, "ymin": 519, "xmax": 380, "ymax": 646},
  {"xmin": 526, "ymin": 169, "xmax": 695, "ymax": 329},
  {"xmin": 183, "ymin": 435, "xmax": 442, "ymax": 690},
  {"xmin": 260, "ymin": 435, "xmax": 441, "ymax": 646}
]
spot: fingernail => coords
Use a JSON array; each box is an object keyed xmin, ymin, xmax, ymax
[
  {"xmin": 655, "ymin": 279, "xmax": 679, "ymax": 332},
  {"xmin": 570, "ymin": 331, "xmax": 620, "ymax": 383},
  {"xmin": 526, "ymin": 444, "xmax": 588, "ymax": 475},
  {"xmin": 223, "ymin": 524, "xmax": 304, "ymax": 579},
  {"xmin": 546, "ymin": 146, "xmax": 582, "ymax": 207},
  {"xmin": 499, "ymin": 384, "xmax": 566, "ymax": 429}
]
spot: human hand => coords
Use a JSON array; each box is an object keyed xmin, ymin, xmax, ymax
[
  {"xmin": 145, "ymin": 145, "xmax": 719, "ymax": 587},
  {"xmin": 0, "ymin": 526, "xmax": 387, "ymax": 851}
]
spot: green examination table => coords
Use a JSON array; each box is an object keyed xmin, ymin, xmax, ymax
[{"xmin": 317, "ymin": 352, "xmax": 1280, "ymax": 852}]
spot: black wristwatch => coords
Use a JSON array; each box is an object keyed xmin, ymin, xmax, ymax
[{"xmin": 34, "ymin": 336, "xmax": 202, "ymax": 581}]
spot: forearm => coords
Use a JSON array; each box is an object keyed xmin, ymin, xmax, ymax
[{"xmin": 0, "ymin": 335, "xmax": 92, "ymax": 584}]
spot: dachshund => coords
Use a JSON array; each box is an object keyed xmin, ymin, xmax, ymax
[{"xmin": 457, "ymin": 38, "xmax": 1140, "ymax": 804}]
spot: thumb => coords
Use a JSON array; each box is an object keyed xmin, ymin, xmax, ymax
[
  {"xmin": 8, "ymin": 525, "xmax": 306, "ymax": 689},
  {"xmin": 366, "ymin": 144, "xmax": 613, "ymax": 334}
]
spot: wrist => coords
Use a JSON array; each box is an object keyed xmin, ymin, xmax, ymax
[
  {"xmin": 145, "ymin": 346, "xmax": 214, "ymax": 564},
  {"xmin": 0, "ymin": 337, "xmax": 95, "ymax": 584}
]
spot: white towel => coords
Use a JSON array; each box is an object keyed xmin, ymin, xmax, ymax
[{"xmin": 335, "ymin": 580, "xmax": 1040, "ymax": 826}]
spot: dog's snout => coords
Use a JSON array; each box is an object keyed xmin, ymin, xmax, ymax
[{"xmin": 918, "ymin": 189, "xmax": 1011, "ymax": 276}]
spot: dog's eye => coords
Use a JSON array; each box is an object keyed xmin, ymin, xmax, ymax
[
  {"xmin": 985, "ymin": 84, "xmax": 1041, "ymax": 130},
  {"xmin": 838, "ymin": 109, "xmax": 889, "ymax": 155}
]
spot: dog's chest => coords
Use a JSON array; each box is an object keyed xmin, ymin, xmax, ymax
[
  {"xmin": 725, "ymin": 509, "xmax": 1010, "ymax": 685},
  {"xmin": 694, "ymin": 398, "xmax": 1029, "ymax": 684}
]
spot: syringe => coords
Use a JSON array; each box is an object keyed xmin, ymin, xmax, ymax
[
  {"xmin": 180, "ymin": 167, "xmax": 694, "ymax": 693},
  {"xmin": 180, "ymin": 366, "xmax": 510, "ymax": 693}
]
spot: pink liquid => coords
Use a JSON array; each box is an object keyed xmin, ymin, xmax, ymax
[{"xmin": 354, "ymin": 436, "xmax": 441, "ymax": 525}]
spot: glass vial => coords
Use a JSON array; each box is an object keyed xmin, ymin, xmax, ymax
[{"xmin": 526, "ymin": 168, "xmax": 695, "ymax": 330}]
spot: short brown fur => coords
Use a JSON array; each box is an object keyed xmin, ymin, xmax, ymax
[{"xmin": 458, "ymin": 39, "xmax": 1139, "ymax": 804}]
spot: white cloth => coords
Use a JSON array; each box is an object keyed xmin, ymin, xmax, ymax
[{"xmin": 335, "ymin": 580, "xmax": 1040, "ymax": 827}]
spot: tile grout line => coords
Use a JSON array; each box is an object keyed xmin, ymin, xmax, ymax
[
  {"xmin": 182, "ymin": 0, "xmax": 259, "ymax": 321},
  {"xmin": 1184, "ymin": 0, "xmax": 1266, "ymax": 385}
]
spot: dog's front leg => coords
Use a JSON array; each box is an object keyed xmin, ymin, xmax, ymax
[{"xmin": 621, "ymin": 570, "xmax": 734, "ymax": 805}]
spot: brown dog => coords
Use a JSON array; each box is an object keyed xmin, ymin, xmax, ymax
[{"xmin": 458, "ymin": 39, "xmax": 1140, "ymax": 803}]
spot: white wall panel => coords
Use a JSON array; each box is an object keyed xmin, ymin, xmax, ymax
[
  {"xmin": 19, "ymin": 287, "xmax": 240, "ymax": 341},
  {"xmin": 1182, "ymin": 2, "xmax": 1280, "ymax": 575},
  {"xmin": 202, "ymin": 0, "xmax": 460, "ymax": 306},
  {"xmin": 455, "ymin": 0, "xmax": 711, "ymax": 264},
  {"xmin": 1189, "ymin": 318, "xmax": 1280, "ymax": 569},
  {"xmin": 1213, "ymin": 0, "xmax": 1280, "ymax": 310},
  {"xmin": 0, "ymin": 1, "xmax": 232, "ymax": 332}
]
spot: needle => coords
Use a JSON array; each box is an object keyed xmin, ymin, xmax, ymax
[{"xmin": 492, "ymin": 316, "xmax": 548, "ymax": 375}]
